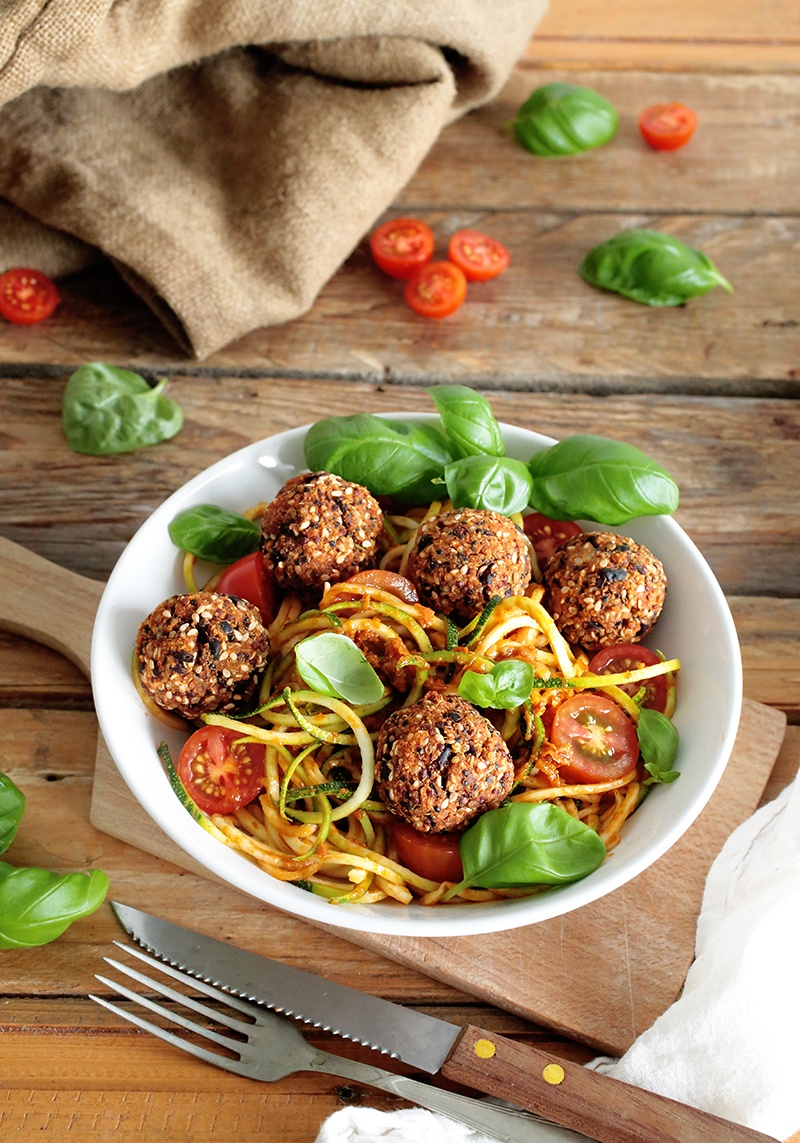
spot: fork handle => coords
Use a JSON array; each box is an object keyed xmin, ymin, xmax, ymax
[{"xmin": 308, "ymin": 1048, "xmax": 585, "ymax": 1142}]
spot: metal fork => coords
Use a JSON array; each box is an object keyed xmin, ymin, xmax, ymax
[{"xmin": 91, "ymin": 942, "xmax": 583, "ymax": 1143}]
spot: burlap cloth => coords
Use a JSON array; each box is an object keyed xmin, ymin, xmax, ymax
[{"xmin": 0, "ymin": 1, "xmax": 546, "ymax": 358}]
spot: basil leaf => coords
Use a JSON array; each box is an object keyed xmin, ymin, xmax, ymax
[
  {"xmin": 0, "ymin": 863, "xmax": 109, "ymax": 949},
  {"xmin": 304, "ymin": 413, "xmax": 456, "ymax": 503},
  {"xmin": 62, "ymin": 362, "xmax": 183, "ymax": 455},
  {"xmin": 511, "ymin": 83, "xmax": 618, "ymax": 157},
  {"xmin": 430, "ymin": 385, "xmax": 505, "ymax": 458},
  {"xmin": 528, "ymin": 434, "xmax": 679, "ymax": 525},
  {"xmin": 638, "ymin": 708, "xmax": 680, "ymax": 785},
  {"xmin": 458, "ymin": 802, "xmax": 606, "ymax": 890},
  {"xmin": 168, "ymin": 504, "xmax": 261, "ymax": 564},
  {"xmin": 444, "ymin": 455, "xmax": 533, "ymax": 516},
  {"xmin": 295, "ymin": 633, "xmax": 384, "ymax": 705},
  {"xmin": 0, "ymin": 772, "xmax": 25, "ymax": 855},
  {"xmin": 458, "ymin": 661, "xmax": 535, "ymax": 710},
  {"xmin": 579, "ymin": 229, "xmax": 733, "ymax": 306}
]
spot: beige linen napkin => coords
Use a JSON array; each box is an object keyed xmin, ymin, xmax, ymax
[{"xmin": 0, "ymin": 1, "xmax": 546, "ymax": 357}]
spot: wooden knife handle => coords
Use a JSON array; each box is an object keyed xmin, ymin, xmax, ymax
[{"xmin": 441, "ymin": 1025, "xmax": 778, "ymax": 1143}]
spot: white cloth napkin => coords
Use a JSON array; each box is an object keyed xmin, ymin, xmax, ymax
[{"xmin": 315, "ymin": 776, "xmax": 800, "ymax": 1143}]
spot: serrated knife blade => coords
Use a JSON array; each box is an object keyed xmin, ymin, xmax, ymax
[{"xmin": 108, "ymin": 902, "xmax": 777, "ymax": 1143}]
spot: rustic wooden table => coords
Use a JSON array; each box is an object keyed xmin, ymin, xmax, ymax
[{"xmin": 1, "ymin": 3, "xmax": 798, "ymax": 1139}]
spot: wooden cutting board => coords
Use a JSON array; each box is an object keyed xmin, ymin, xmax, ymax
[{"xmin": 0, "ymin": 536, "xmax": 787, "ymax": 1056}]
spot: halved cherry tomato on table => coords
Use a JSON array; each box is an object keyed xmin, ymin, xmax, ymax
[
  {"xmin": 391, "ymin": 819, "xmax": 464, "ymax": 883},
  {"xmin": 587, "ymin": 643, "xmax": 669, "ymax": 714},
  {"xmin": 370, "ymin": 218, "xmax": 435, "ymax": 280},
  {"xmin": 0, "ymin": 267, "xmax": 60, "ymax": 325},
  {"xmin": 346, "ymin": 569, "xmax": 419, "ymax": 604},
  {"xmin": 216, "ymin": 551, "xmax": 276, "ymax": 624},
  {"xmin": 638, "ymin": 103, "xmax": 697, "ymax": 151},
  {"xmin": 404, "ymin": 260, "xmax": 467, "ymax": 319},
  {"xmin": 447, "ymin": 229, "xmax": 510, "ymax": 282},
  {"xmin": 177, "ymin": 725, "xmax": 266, "ymax": 816},
  {"xmin": 551, "ymin": 693, "xmax": 639, "ymax": 784},
  {"xmin": 523, "ymin": 513, "xmax": 582, "ymax": 568}
]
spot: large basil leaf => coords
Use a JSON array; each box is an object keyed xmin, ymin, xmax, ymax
[
  {"xmin": 0, "ymin": 863, "xmax": 109, "ymax": 949},
  {"xmin": 0, "ymin": 772, "xmax": 25, "ymax": 855},
  {"xmin": 304, "ymin": 413, "xmax": 456, "ymax": 503},
  {"xmin": 168, "ymin": 504, "xmax": 261, "ymax": 564},
  {"xmin": 511, "ymin": 83, "xmax": 618, "ymax": 157},
  {"xmin": 528, "ymin": 434, "xmax": 679, "ymax": 524},
  {"xmin": 430, "ymin": 385, "xmax": 505, "ymax": 458},
  {"xmin": 458, "ymin": 802, "xmax": 607, "ymax": 889},
  {"xmin": 579, "ymin": 229, "xmax": 733, "ymax": 306},
  {"xmin": 458, "ymin": 661, "xmax": 535, "ymax": 710},
  {"xmin": 294, "ymin": 633, "xmax": 384, "ymax": 705},
  {"xmin": 444, "ymin": 455, "xmax": 533, "ymax": 516},
  {"xmin": 62, "ymin": 362, "xmax": 183, "ymax": 455},
  {"xmin": 638, "ymin": 708, "xmax": 681, "ymax": 785}
]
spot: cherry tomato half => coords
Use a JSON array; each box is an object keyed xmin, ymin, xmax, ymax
[
  {"xmin": 587, "ymin": 643, "xmax": 669, "ymax": 714},
  {"xmin": 404, "ymin": 260, "xmax": 467, "ymax": 319},
  {"xmin": 639, "ymin": 103, "xmax": 697, "ymax": 151},
  {"xmin": 216, "ymin": 551, "xmax": 276, "ymax": 624},
  {"xmin": 523, "ymin": 513, "xmax": 582, "ymax": 568},
  {"xmin": 391, "ymin": 819, "xmax": 464, "ymax": 883},
  {"xmin": 346, "ymin": 569, "xmax": 419, "ymax": 604},
  {"xmin": 447, "ymin": 229, "xmax": 511, "ymax": 282},
  {"xmin": 370, "ymin": 218, "xmax": 435, "ymax": 280},
  {"xmin": 177, "ymin": 725, "xmax": 266, "ymax": 816},
  {"xmin": 0, "ymin": 267, "xmax": 60, "ymax": 325},
  {"xmin": 551, "ymin": 693, "xmax": 639, "ymax": 784}
]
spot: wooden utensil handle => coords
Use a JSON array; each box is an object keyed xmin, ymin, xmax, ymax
[
  {"xmin": 441, "ymin": 1025, "xmax": 777, "ymax": 1143},
  {"xmin": 0, "ymin": 535, "xmax": 102, "ymax": 677}
]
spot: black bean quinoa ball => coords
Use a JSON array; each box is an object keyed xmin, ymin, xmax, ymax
[
  {"xmin": 135, "ymin": 592, "xmax": 269, "ymax": 719},
  {"xmin": 405, "ymin": 508, "xmax": 532, "ymax": 621},
  {"xmin": 261, "ymin": 472, "xmax": 384, "ymax": 595},
  {"xmin": 376, "ymin": 691, "xmax": 515, "ymax": 834},
  {"xmin": 543, "ymin": 531, "xmax": 667, "ymax": 651}
]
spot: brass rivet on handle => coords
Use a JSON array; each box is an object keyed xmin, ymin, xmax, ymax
[
  {"xmin": 474, "ymin": 1038, "xmax": 496, "ymax": 1059},
  {"xmin": 542, "ymin": 1063, "xmax": 565, "ymax": 1085}
]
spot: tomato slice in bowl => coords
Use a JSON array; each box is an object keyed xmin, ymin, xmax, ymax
[
  {"xmin": 404, "ymin": 261, "xmax": 467, "ymax": 319},
  {"xmin": 638, "ymin": 103, "xmax": 697, "ymax": 151},
  {"xmin": 587, "ymin": 643, "xmax": 669, "ymax": 713},
  {"xmin": 391, "ymin": 819, "xmax": 464, "ymax": 883},
  {"xmin": 0, "ymin": 267, "xmax": 60, "ymax": 325},
  {"xmin": 216, "ymin": 551, "xmax": 276, "ymax": 624},
  {"xmin": 177, "ymin": 725, "xmax": 266, "ymax": 816},
  {"xmin": 447, "ymin": 229, "xmax": 510, "ymax": 282},
  {"xmin": 551, "ymin": 693, "xmax": 639, "ymax": 784},
  {"xmin": 370, "ymin": 218, "xmax": 435, "ymax": 280},
  {"xmin": 523, "ymin": 513, "xmax": 582, "ymax": 568}
]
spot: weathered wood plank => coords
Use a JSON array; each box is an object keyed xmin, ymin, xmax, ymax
[{"xmin": 524, "ymin": 41, "xmax": 800, "ymax": 75}]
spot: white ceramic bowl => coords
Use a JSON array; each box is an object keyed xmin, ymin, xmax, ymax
[{"xmin": 91, "ymin": 417, "xmax": 742, "ymax": 937}]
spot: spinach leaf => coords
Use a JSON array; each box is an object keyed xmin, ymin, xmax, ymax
[
  {"xmin": 0, "ymin": 772, "xmax": 25, "ymax": 855},
  {"xmin": 458, "ymin": 661, "xmax": 535, "ymax": 710},
  {"xmin": 304, "ymin": 413, "xmax": 456, "ymax": 503},
  {"xmin": 638, "ymin": 708, "xmax": 680, "ymax": 785},
  {"xmin": 511, "ymin": 83, "xmax": 618, "ymax": 157},
  {"xmin": 430, "ymin": 385, "xmax": 505, "ymax": 458},
  {"xmin": 295, "ymin": 633, "xmax": 384, "ymax": 705},
  {"xmin": 168, "ymin": 504, "xmax": 261, "ymax": 564},
  {"xmin": 444, "ymin": 455, "xmax": 533, "ymax": 516},
  {"xmin": 528, "ymin": 434, "xmax": 679, "ymax": 524},
  {"xmin": 0, "ymin": 863, "xmax": 109, "ymax": 949},
  {"xmin": 62, "ymin": 362, "xmax": 183, "ymax": 455},
  {"xmin": 457, "ymin": 802, "xmax": 606, "ymax": 891},
  {"xmin": 579, "ymin": 229, "xmax": 733, "ymax": 306}
]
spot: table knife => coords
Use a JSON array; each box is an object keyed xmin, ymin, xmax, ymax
[{"xmin": 110, "ymin": 902, "xmax": 777, "ymax": 1143}]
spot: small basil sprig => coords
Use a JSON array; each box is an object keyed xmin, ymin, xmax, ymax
[
  {"xmin": 0, "ymin": 772, "xmax": 25, "ymax": 854},
  {"xmin": 444, "ymin": 455, "xmax": 533, "ymax": 516},
  {"xmin": 62, "ymin": 362, "xmax": 183, "ymax": 455},
  {"xmin": 453, "ymin": 802, "xmax": 606, "ymax": 894},
  {"xmin": 0, "ymin": 863, "xmax": 109, "ymax": 949},
  {"xmin": 168, "ymin": 504, "xmax": 261, "ymax": 564},
  {"xmin": 638, "ymin": 708, "xmax": 680, "ymax": 785},
  {"xmin": 528, "ymin": 434, "xmax": 679, "ymax": 524},
  {"xmin": 458, "ymin": 661, "xmax": 535, "ymax": 710},
  {"xmin": 579, "ymin": 229, "xmax": 733, "ymax": 306},
  {"xmin": 430, "ymin": 385, "xmax": 505, "ymax": 458},
  {"xmin": 295, "ymin": 633, "xmax": 384, "ymax": 705},
  {"xmin": 511, "ymin": 83, "xmax": 618, "ymax": 157}
]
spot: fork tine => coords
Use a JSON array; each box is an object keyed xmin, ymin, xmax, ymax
[
  {"xmin": 112, "ymin": 940, "xmax": 264, "ymax": 1018},
  {"xmin": 94, "ymin": 971, "xmax": 244, "ymax": 1054},
  {"xmin": 89, "ymin": 992, "xmax": 252, "ymax": 1077}
]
